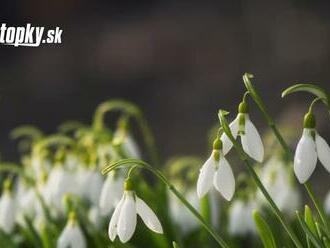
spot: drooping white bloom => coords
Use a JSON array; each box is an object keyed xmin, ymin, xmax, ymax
[
  {"xmin": 88, "ymin": 206, "xmax": 103, "ymax": 229},
  {"xmin": 84, "ymin": 169, "xmax": 104, "ymax": 205},
  {"xmin": 46, "ymin": 165, "xmax": 76, "ymax": 215},
  {"xmin": 108, "ymin": 191, "xmax": 163, "ymax": 243},
  {"xmin": 294, "ymin": 128, "xmax": 330, "ymax": 183},
  {"xmin": 197, "ymin": 151, "xmax": 235, "ymax": 201},
  {"xmin": 57, "ymin": 213, "xmax": 86, "ymax": 248},
  {"xmin": 99, "ymin": 172, "xmax": 124, "ymax": 216},
  {"xmin": 228, "ymin": 199, "xmax": 257, "ymax": 236},
  {"xmin": 0, "ymin": 191, "xmax": 16, "ymax": 234},
  {"xmin": 169, "ymin": 189, "xmax": 199, "ymax": 233},
  {"xmin": 122, "ymin": 135, "xmax": 141, "ymax": 159},
  {"xmin": 221, "ymin": 105, "xmax": 264, "ymax": 162},
  {"xmin": 258, "ymin": 157, "xmax": 300, "ymax": 214}
]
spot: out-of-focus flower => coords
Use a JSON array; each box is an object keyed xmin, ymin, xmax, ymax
[
  {"xmin": 258, "ymin": 157, "xmax": 300, "ymax": 214},
  {"xmin": 0, "ymin": 180, "xmax": 16, "ymax": 234},
  {"xmin": 197, "ymin": 139, "xmax": 235, "ymax": 201},
  {"xmin": 122, "ymin": 135, "xmax": 141, "ymax": 158},
  {"xmin": 57, "ymin": 212, "xmax": 86, "ymax": 248},
  {"xmin": 78, "ymin": 167, "xmax": 103, "ymax": 205},
  {"xmin": 294, "ymin": 112, "xmax": 330, "ymax": 183},
  {"xmin": 228, "ymin": 199, "xmax": 257, "ymax": 236},
  {"xmin": 88, "ymin": 206, "xmax": 103, "ymax": 229},
  {"xmin": 46, "ymin": 165, "xmax": 77, "ymax": 215},
  {"xmin": 109, "ymin": 181, "xmax": 163, "ymax": 243},
  {"xmin": 221, "ymin": 102, "xmax": 264, "ymax": 162},
  {"xmin": 169, "ymin": 189, "xmax": 199, "ymax": 233},
  {"xmin": 99, "ymin": 171, "xmax": 124, "ymax": 216}
]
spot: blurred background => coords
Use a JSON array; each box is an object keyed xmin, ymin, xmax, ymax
[{"xmin": 1, "ymin": 0, "xmax": 330, "ymax": 193}]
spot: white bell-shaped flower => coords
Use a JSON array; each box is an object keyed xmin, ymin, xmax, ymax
[
  {"xmin": 0, "ymin": 181, "xmax": 16, "ymax": 234},
  {"xmin": 57, "ymin": 212, "xmax": 86, "ymax": 248},
  {"xmin": 169, "ymin": 189, "xmax": 199, "ymax": 233},
  {"xmin": 228, "ymin": 199, "xmax": 257, "ymax": 236},
  {"xmin": 108, "ymin": 180, "xmax": 163, "ymax": 243},
  {"xmin": 99, "ymin": 171, "xmax": 124, "ymax": 215},
  {"xmin": 221, "ymin": 102, "xmax": 264, "ymax": 162},
  {"xmin": 294, "ymin": 112, "xmax": 330, "ymax": 183},
  {"xmin": 258, "ymin": 156, "xmax": 300, "ymax": 214},
  {"xmin": 197, "ymin": 139, "xmax": 235, "ymax": 201},
  {"xmin": 46, "ymin": 165, "xmax": 76, "ymax": 214}
]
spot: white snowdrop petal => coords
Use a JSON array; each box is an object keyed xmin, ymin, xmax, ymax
[
  {"xmin": 241, "ymin": 118, "xmax": 264, "ymax": 162},
  {"xmin": 100, "ymin": 173, "xmax": 124, "ymax": 216},
  {"xmin": 136, "ymin": 197, "xmax": 163, "ymax": 234},
  {"xmin": 123, "ymin": 135, "xmax": 141, "ymax": 158},
  {"xmin": 0, "ymin": 193, "xmax": 16, "ymax": 234},
  {"xmin": 197, "ymin": 157, "xmax": 216, "ymax": 198},
  {"xmin": 221, "ymin": 117, "xmax": 239, "ymax": 155},
  {"xmin": 316, "ymin": 134, "xmax": 330, "ymax": 173},
  {"xmin": 294, "ymin": 129, "xmax": 318, "ymax": 183},
  {"xmin": 117, "ymin": 193, "xmax": 137, "ymax": 243},
  {"xmin": 108, "ymin": 197, "xmax": 124, "ymax": 241},
  {"xmin": 213, "ymin": 157, "xmax": 235, "ymax": 201},
  {"xmin": 57, "ymin": 225, "xmax": 86, "ymax": 248}
]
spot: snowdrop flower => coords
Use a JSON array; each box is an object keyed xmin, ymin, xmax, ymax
[
  {"xmin": 88, "ymin": 206, "xmax": 104, "ymax": 229},
  {"xmin": 108, "ymin": 180, "xmax": 163, "ymax": 243},
  {"xmin": 169, "ymin": 189, "xmax": 199, "ymax": 233},
  {"xmin": 57, "ymin": 212, "xmax": 86, "ymax": 248},
  {"xmin": 258, "ymin": 157, "xmax": 300, "ymax": 214},
  {"xmin": 197, "ymin": 138, "xmax": 235, "ymax": 201},
  {"xmin": 294, "ymin": 112, "xmax": 330, "ymax": 183},
  {"xmin": 221, "ymin": 101, "xmax": 264, "ymax": 162},
  {"xmin": 0, "ymin": 180, "xmax": 16, "ymax": 234},
  {"xmin": 228, "ymin": 199, "xmax": 257, "ymax": 236},
  {"xmin": 46, "ymin": 165, "xmax": 76, "ymax": 214},
  {"xmin": 99, "ymin": 171, "xmax": 124, "ymax": 216}
]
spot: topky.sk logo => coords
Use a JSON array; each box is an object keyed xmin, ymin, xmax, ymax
[{"xmin": 0, "ymin": 23, "xmax": 63, "ymax": 47}]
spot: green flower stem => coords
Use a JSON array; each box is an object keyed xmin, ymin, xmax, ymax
[
  {"xmin": 242, "ymin": 73, "xmax": 330, "ymax": 235},
  {"xmin": 92, "ymin": 100, "xmax": 159, "ymax": 166},
  {"xmin": 218, "ymin": 110, "xmax": 303, "ymax": 248},
  {"xmin": 102, "ymin": 159, "xmax": 231, "ymax": 248}
]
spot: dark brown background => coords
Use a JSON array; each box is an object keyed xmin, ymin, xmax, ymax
[{"xmin": 1, "ymin": 0, "xmax": 330, "ymax": 184}]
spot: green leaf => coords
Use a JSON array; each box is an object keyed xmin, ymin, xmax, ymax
[
  {"xmin": 253, "ymin": 210, "xmax": 277, "ymax": 248},
  {"xmin": 296, "ymin": 211, "xmax": 323, "ymax": 248},
  {"xmin": 281, "ymin": 83, "xmax": 330, "ymax": 106},
  {"xmin": 305, "ymin": 205, "xmax": 318, "ymax": 237}
]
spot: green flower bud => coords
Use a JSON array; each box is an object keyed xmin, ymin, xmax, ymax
[
  {"xmin": 304, "ymin": 112, "xmax": 316, "ymax": 129},
  {"xmin": 238, "ymin": 101, "xmax": 249, "ymax": 114}
]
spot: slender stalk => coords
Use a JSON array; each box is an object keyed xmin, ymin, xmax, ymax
[
  {"xmin": 102, "ymin": 159, "xmax": 231, "ymax": 248},
  {"xmin": 93, "ymin": 100, "xmax": 160, "ymax": 166},
  {"xmin": 218, "ymin": 110, "xmax": 303, "ymax": 248},
  {"xmin": 242, "ymin": 73, "xmax": 330, "ymax": 234}
]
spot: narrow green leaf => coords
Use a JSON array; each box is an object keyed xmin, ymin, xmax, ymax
[
  {"xmin": 253, "ymin": 210, "xmax": 277, "ymax": 248},
  {"xmin": 305, "ymin": 205, "xmax": 318, "ymax": 236},
  {"xmin": 296, "ymin": 211, "xmax": 323, "ymax": 248},
  {"xmin": 281, "ymin": 83, "xmax": 330, "ymax": 106}
]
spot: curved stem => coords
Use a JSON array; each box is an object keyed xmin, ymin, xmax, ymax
[
  {"xmin": 102, "ymin": 159, "xmax": 231, "ymax": 248},
  {"xmin": 308, "ymin": 97, "xmax": 323, "ymax": 113},
  {"xmin": 219, "ymin": 110, "xmax": 303, "ymax": 248},
  {"xmin": 93, "ymin": 100, "xmax": 159, "ymax": 166},
  {"xmin": 242, "ymin": 73, "xmax": 330, "ymax": 235}
]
